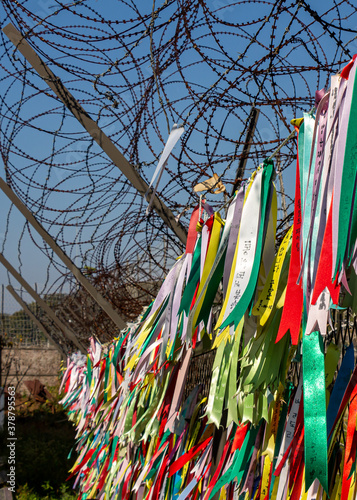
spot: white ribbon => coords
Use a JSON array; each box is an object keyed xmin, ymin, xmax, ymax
[
  {"xmin": 276, "ymin": 377, "xmax": 302, "ymax": 465},
  {"xmin": 305, "ymin": 289, "xmax": 330, "ymax": 336},
  {"xmin": 222, "ymin": 169, "xmax": 263, "ymax": 322},
  {"xmin": 146, "ymin": 124, "xmax": 184, "ymax": 215}
]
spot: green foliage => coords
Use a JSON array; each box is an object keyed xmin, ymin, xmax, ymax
[
  {"xmin": 0, "ymin": 410, "xmax": 77, "ymax": 499},
  {"xmin": 16, "ymin": 385, "xmax": 65, "ymax": 416},
  {"xmin": 17, "ymin": 482, "xmax": 76, "ymax": 499}
]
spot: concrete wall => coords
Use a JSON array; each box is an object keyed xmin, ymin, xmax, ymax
[{"xmin": 1, "ymin": 347, "xmax": 63, "ymax": 394}]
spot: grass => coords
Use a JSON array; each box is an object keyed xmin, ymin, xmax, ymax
[
  {"xmin": 16, "ymin": 482, "xmax": 76, "ymax": 500},
  {"xmin": 1, "ymin": 386, "xmax": 78, "ymax": 499}
]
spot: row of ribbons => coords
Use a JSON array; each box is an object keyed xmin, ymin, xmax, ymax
[{"xmin": 60, "ymin": 56, "xmax": 357, "ymax": 499}]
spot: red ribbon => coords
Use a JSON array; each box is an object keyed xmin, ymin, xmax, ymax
[
  {"xmin": 290, "ymin": 459, "xmax": 304, "ymax": 500},
  {"xmin": 186, "ymin": 203, "xmax": 211, "ymax": 254},
  {"xmin": 65, "ymin": 372, "xmax": 71, "ymax": 393},
  {"xmin": 186, "ymin": 205, "xmax": 200, "ymax": 254},
  {"xmin": 341, "ymin": 54, "xmax": 357, "ymax": 80},
  {"xmin": 205, "ymin": 439, "xmax": 232, "ymax": 499},
  {"xmin": 67, "ymin": 448, "xmax": 97, "ymax": 479},
  {"xmin": 276, "ymin": 140, "xmax": 303, "ymax": 345},
  {"xmin": 152, "ymin": 454, "xmax": 170, "ymax": 499},
  {"xmin": 155, "ymin": 371, "xmax": 179, "ymax": 453},
  {"xmin": 232, "ymin": 422, "xmax": 250, "ymax": 452},
  {"xmin": 97, "ymin": 454, "xmax": 111, "ymax": 492},
  {"xmin": 121, "ymin": 467, "xmax": 132, "ymax": 499},
  {"xmin": 311, "ymin": 195, "xmax": 340, "ymax": 305},
  {"xmin": 168, "ymin": 436, "xmax": 212, "ymax": 477},
  {"xmin": 289, "ymin": 428, "xmax": 304, "ymax": 490},
  {"xmin": 341, "ymin": 384, "xmax": 357, "ymax": 500}
]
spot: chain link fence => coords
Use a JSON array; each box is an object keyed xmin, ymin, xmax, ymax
[{"xmin": 0, "ymin": 285, "xmax": 50, "ymax": 348}]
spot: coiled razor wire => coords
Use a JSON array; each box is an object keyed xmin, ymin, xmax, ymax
[{"xmin": 0, "ymin": 0, "xmax": 357, "ymax": 347}]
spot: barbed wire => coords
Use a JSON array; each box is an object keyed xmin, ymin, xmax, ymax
[{"xmin": 0, "ymin": 0, "xmax": 357, "ymax": 347}]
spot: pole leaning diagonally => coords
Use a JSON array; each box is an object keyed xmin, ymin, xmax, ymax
[
  {"xmin": 0, "ymin": 252, "xmax": 85, "ymax": 353},
  {"xmin": 2, "ymin": 23, "xmax": 187, "ymax": 246},
  {"xmin": 0, "ymin": 178, "xmax": 126, "ymax": 335}
]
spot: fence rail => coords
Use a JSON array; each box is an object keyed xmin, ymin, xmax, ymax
[{"xmin": 0, "ymin": 284, "xmax": 51, "ymax": 348}]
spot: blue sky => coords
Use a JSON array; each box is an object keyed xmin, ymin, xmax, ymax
[{"xmin": 1, "ymin": 0, "xmax": 357, "ymax": 313}]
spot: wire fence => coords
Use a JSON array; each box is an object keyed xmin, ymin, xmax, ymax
[
  {"xmin": 0, "ymin": 285, "xmax": 51, "ymax": 348},
  {"xmin": 0, "ymin": 1, "xmax": 357, "ymax": 349}
]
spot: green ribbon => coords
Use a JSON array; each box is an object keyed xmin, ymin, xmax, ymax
[
  {"xmin": 140, "ymin": 296, "xmax": 169, "ymax": 355},
  {"xmin": 104, "ymin": 356, "xmax": 110, "ymax": 403},
  {"xmin": 242, "ymin": 393, "xmax": 255, "ymax": 423},
  {"xmin": 124, "ymin": 387, "xmax": 138, "ymax": 435},
  {"xmin": 109, "ymin": 435, "xmax": 119, "ymax": 470},
  {"xmin": 227, "ymin": 326, "xmax": 243, "ymax": 426},
  {"xmin": 221, "ymin": 160, "xmax": 274, "ymax": 329},
  {"xmin": 63, "ymin": 386, "xmax": 81, "ymax": 409},
  {"xmin": 195, "ymin": 246, "xmax": 227, "ymax": 327},
  {"xmin": 86, "ymin": 356, "xmax": 92, "ymax": 387},
  {"xmin": 300, "ymin": 113, "xmax": 315, "ymax": 316},
  {"xmin": 112, "ymin": 339, "xmax": 122, "ymax": 367},
  {"xmin": 241, "ymin": 311, "xmax": 286, "ymax": 392},
  {"xmin": 206, "ymin": 340, "xmax": 226, "ymax": 425},
  {"xmin": 336, "ymin": 67, "xmax": 357, "ymax": 274},
  {"xmin": 133, "ymin": 385, "xmax": 162, "ymax": 442},
  {"xmin": 206, "ymin": 340, "xmax": 231, "ymax": 427},
  {"xmin": 298, "ymin": 119, "xmax": 305, "ymax": 198},
  {"xmin": 145, "ymin": 443, "xmax": 169, "ymax": 481},
  {"xmin": 141, "ymin": 300, "xmax": 154, "ymax": 321},
  {"xmin": 179, "ymin": 239, "xmax": 201, "ymax": 315},
  {"xmin": 141, "ymin": 371, "xmax": 172, "ymax": 442},
  {"xmin": 303, "ymin": 330, "xmax": 328, "ymax": 492},
  {"xmin": 256, "ymin": 390, "xmax": 269, "ymax": 422},
  {"xmin": 208, "ymin": 424, "xmax": 259, "ymax": 499}
]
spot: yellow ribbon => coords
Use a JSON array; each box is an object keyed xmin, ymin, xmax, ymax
[
  {"xmin": 252, "ymin": 225, "xmax": 292, "ymax": 325},
  {"xmin": 260, "ymin": 456, "xmax": 272, "ymax": 499},
  {"xmin": 191, "ymin": 213, "xmax": 224, "ymax": 332}
]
